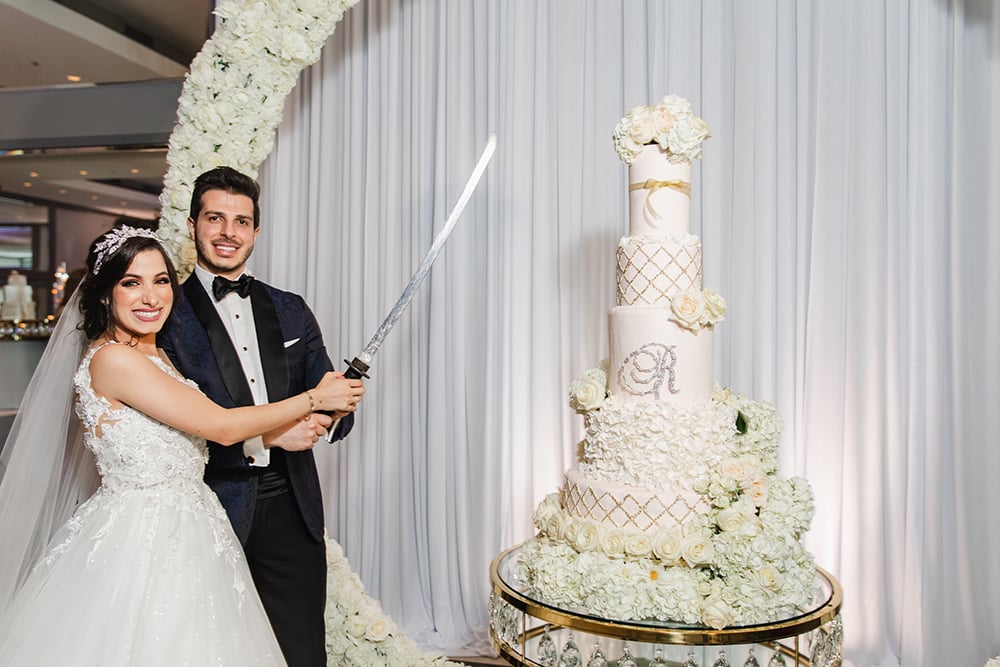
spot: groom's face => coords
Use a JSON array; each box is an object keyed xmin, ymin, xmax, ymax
[{"xmin": 188, "ymin": 189, "xmax": 259, "ymax": 279}]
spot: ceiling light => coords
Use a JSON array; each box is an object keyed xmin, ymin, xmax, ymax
[
  {"xmin": 79, "ymin": 169, "xmax": 88, "ymax": 176},
  {"xmin": 23, "ymin": 182, "xmax": 31, "ymax": 187},
  {"xmin": 66, "ymin": 75, "xmax": 82, "ymax": 83},
  {"xmin": 130, "ymin": 168, "xmax": 140, "ymax": 174},
  {"xmin": 29, "ymin": 171, "xmax": 39, "ymax": 178}
]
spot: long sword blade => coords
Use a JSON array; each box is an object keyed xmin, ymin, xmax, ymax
[{"xmin": 348, "ymin": 134, "xmax": 496, "ymax": 374}]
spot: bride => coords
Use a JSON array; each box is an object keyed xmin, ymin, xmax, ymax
[{"xmin": 0, "ymin": 227, "xmax": 362, "ymax": 665}]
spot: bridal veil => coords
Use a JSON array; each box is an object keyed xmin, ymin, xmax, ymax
[{"xmin": 0, "ymin": 292, "xmax": 99, "ymax": 615}]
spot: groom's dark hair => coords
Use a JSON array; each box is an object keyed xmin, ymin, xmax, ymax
[{"xmin": 189, "ymin": 166, "xmax": 261, "ymax": 228}]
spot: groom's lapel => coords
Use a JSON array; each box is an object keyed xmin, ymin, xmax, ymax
[
  {"xmin": 183, "ymin": 278, "xmax": 254, "ymax": 407},
  {"xmin": 249, "ymin": 282, "xmax": 289, "ymax": 403}
]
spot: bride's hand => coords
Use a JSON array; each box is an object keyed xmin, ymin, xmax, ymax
[{"xmin": 310, "ymin": 371, "xmax": 365, "ymax": 413}]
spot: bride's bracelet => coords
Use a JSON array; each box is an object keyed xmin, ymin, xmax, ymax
[{"xmin": 304, "ymin": 389, "xmax": 316, "ymax": 414}]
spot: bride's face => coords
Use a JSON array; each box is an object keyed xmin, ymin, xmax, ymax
[{"xmin": 110, "ymin": 249, "xmax": 174, "ymax": 339}]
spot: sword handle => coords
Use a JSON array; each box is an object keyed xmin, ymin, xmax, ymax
[
  {"xmin": 343, "ymin": 357, "xmax": 371, "ymax": 379},
  {"xmin": 325, "ymin": 356, "xmax": 370, "ymax": 443}
]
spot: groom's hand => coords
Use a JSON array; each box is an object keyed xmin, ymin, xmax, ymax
[{"xmin": 263, "ymin": 413, "xmax": 334, "ymax": 452}]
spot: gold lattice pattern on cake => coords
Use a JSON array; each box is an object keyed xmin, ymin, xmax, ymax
[
  {"xmin": 562, "ymin": 478, "xmax": 709, "ymax": 531},
  {"xmin": 616, "ymin": 242, "xmax": 702, "ymax": 306}
]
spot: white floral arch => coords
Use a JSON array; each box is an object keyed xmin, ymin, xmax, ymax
[
  {"xmin": 156, "ymin": 0, "xmax": 357, "ymax": 278},
  {"xmin": 153, "ymin": 2, "xmax": 463, "ymax": 664}
]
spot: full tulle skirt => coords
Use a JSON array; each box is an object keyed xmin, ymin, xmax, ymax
[{"xmin": 0, "ymin": 482, "xmax": 286, "ymax": 666}]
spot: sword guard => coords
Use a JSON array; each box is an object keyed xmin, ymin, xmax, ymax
[{"xmin": 343, "ymin": 357, "xmax": 371, "ymax": 379}]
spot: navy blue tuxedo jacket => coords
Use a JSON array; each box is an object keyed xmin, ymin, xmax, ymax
[{"xmin": 158, "ymin": 277, "xmax": 353, "ymax": 543}]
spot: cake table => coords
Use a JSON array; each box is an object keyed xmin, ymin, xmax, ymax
[{"xmin": 489, "ymin": 544, "xmax": 843, "ymax": 667}]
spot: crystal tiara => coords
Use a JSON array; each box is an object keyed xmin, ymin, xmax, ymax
[{"xmin": 92, "ymin": 226, "xmax": 159, "ymax": 275}]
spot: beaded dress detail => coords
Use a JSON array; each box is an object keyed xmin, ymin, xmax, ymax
[{"xmin": 0, "ymin": 343, "xmax": 286, "ymax": 665}]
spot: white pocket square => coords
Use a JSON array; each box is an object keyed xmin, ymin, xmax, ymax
[{"xmin": 283, "ymin": 338, "xmax": 300, "ymax": 348}]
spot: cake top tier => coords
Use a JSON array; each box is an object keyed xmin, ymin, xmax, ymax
[
  {"xmin": 6, "ymin": 271, "xmax": 28, "ymax": 287},
  {"xmin": 612, "ymin": 95, "xmax": 710, "ymax": 166},
  {"xmin": 614, "ymin": 96, "xmax": 710, "ymax": 237}
]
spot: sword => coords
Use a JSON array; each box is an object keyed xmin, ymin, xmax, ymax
[{"xmin": 327, "ymin": 134, "xmax": 496, "ymax": 440}]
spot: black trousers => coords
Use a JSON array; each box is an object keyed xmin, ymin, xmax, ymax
[{"xmin": 244, "ymin": 489, "xmax": 327, "ymax": 667}]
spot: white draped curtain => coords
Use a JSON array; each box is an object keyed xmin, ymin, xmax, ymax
[{"xmin": 250, "ymin": 1, "xmax": 1000, "ymax": 664}]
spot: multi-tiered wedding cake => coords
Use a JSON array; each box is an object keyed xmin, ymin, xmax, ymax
[
  {"xmin": 0, "ymin": 272, "xmax": 36, "ymax": 320},
  {"xmin": 517, "ymin": 96, "xmax": 817, "ymax": 629}
]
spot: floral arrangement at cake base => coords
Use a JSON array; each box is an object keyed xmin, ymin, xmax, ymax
[
  {"xmin": 325, "ymin": 538, "xmax": 467, "ymax": 667},
  {"xmin": 519, "ymin": 367, "xmax": 819, "ymax": 630}
]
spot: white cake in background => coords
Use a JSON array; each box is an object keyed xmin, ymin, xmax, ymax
[
  {"xmin": 518, "ymin": 96, "xmax": 817, "ymax": 629},
  {"xmin": 1, "ymin": 271, "xmax": 36, "ymax": 320}
]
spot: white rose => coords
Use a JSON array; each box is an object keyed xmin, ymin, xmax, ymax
[
  {"xmin": 716, "ymin": 507, "xmax": 746, "ymax": 533},
  {"xmin": 345, "ymin": 614, "xmax": 367, "ymax": 637},
  {"xmin": 600, "ymin": 529, "xmax": 627, "ymax": 557},
  {"xmin": 659, "ymin": 95, "xmax": 693, "ymax": 117},
  {"xmin": 543, "ymin": 513, "xmax": 566, "ymax": 541},
  {"xmin": 680, "ymin": 533, "xmax": 715, "ymax": 566},
  {"xmin": 624, "ymin": 533, "xmax": 653, "ymax": 558},
  {"xmin": 574, "ymin": 521, "xmax": 601, "ymax": 552},
  {"xmin": 702, "ymin": 289, "xmax": 727, "ymax": 323},
  {"xmin": 364, "ymin": 618, "xmax": 392, "ymax": 642},
  {"xmin": 280, "ymin": 31, "xmax": 316, "ymax": 62},
  {"xmin": 651, "ymin": 528, "xmax": 683, "ymax": 563},
  {"xmin": 568, "ymin": 370, "xmax": 607, "ymax": 413},
  {"xmin": 563, "ymin": 520, "xmax": 578, "ymax": 547},
  {"xmin": 701, "ymin": 597, "xmax": 734, "ymax": 629},
  {"xmin": 755, "ymin": 564, "xmax": 783, "ymax": 592},
  {"xmin": 670, "ymin": 290, "xmax": 706, "ymax": 330}
]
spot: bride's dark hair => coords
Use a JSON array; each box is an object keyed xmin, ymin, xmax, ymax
[{"xmin": 78, "ymin": 234, "xmax": 180, "ymax": 340}]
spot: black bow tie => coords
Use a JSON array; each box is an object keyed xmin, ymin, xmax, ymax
[{"xmin": 212, "ymin": 274, "xmax": 254, "ymax": 300}]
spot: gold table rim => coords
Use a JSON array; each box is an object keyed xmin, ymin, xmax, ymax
[{"xmin": 489, "ymin": 543, "xmax": 843, "ymax": 645}]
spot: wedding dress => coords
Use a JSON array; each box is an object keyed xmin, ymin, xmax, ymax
[{"xmin": 0, "ymin": 343, "xmax": 286, "ymax": 665}]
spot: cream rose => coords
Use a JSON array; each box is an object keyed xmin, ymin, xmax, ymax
[
  {"xmin": 670, "ymin": 290, "xmax": 706, "ymax": 330},
  {"xmin": 702, "ymin": 289, "xmax": 727, "ymax": 323},
  {"xmin": 701, "ymin": 597, "xmax": 734, "ymax": 629},
  {"xmin": 543, "ymin": 513, "xmax": 566, "ymax": 541},
  {"xmin": 364, "ymin": 617, "xmax": 393, "ymax": 642},
  {"xmin": 746, "ymin": 478, "xmax": 770, "ymax": 507},
  {"xmin": 680, "ymin": 533, "xmax": 714, "ymax": 566},
  {"xmin": 651, "ymin": 528, "xmax": 683, "ymax": 563},
  {"xmin": 568, "ymin": 368, "xmax": 607, "ymax": 413},
  {"xmin": 716, "ymin": 507, "xmax": 747, "ymax": 533},
  {"xmin": 755, "ymin": 564, "xmax": 783, "ymax": 592},
  {"xmin": 624, "ymin": 533, "xmax": 653, "ymax": 558},
  {"xmin": 719, "ymin": 457, "xmax": 750, "ymax": 485},
  {"xmin": 600, "ymin": 529, "xmax": 627, "ymax": 557},
  {"xmin": 574, "ymin": 520, "xmax": 601, "ymax": 552}
]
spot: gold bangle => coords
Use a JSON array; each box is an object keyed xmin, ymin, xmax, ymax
[{"xmin": 305, "ymin": 389, "xmax": 316, "ymax": 413}]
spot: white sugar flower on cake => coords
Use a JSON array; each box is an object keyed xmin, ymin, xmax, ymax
[{"xmin": 612, "ymin": 95, "xmax": 711, "ymax": 165}]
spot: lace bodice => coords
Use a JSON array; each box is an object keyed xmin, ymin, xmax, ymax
[{"xmin": 73, "ymin": 343, "xmax": 209, "ymax": 494}]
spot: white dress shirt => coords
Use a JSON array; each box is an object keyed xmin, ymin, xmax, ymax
[{"xmin": 192, "ymin": 264, "xmax": 270, "ymax": 467}]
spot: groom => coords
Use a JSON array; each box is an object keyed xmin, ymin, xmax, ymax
[{"xmin": 159, "ymin": 166, "xmax": 363, "ymax": 666}]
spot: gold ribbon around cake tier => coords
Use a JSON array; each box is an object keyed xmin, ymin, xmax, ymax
[{"xmin": 628, "ymin": 178, "xmax": 692, "ymax": 221}]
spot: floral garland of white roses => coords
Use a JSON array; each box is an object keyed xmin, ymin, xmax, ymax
[
  {"xmin": 158, "ymin": 2, "xmax": 466, "ymax": 665},
  {"xmin": 612, "ymin": 95, "xmax": 711, "ymax": 165},
  {"xmin": 522, "ymin": 367, "xmax": 818, "ymax": 629},
  {"xmin": 156, "ymin": 0, "xmax": 362, "ymax": 278},
  {"xmin": 325, "ymin": 539, "xmax": 465, "ymax": 667}
]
